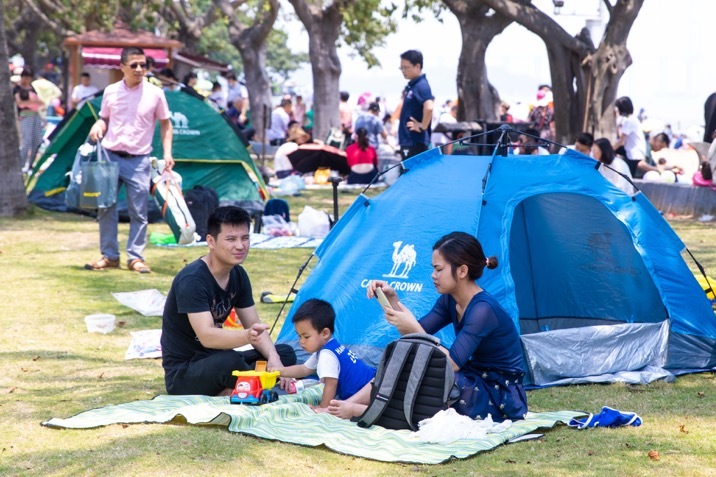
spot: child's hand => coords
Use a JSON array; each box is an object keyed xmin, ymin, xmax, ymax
[{"xmin": 277, "ymin": 377, "xmax": 292, "ymax": 390}]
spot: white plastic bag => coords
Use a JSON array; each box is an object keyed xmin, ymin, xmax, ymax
[
  {"xmin": 112, "ymin": 289, "xmax": 167, "ymax": 317},
  {"xmin": 298, "ymin": 206, "xmax": 330, "ymax": 238},
  {"xmin": 415, "ymin": 408, "xmax": 512, "ymax": 443},
  {"xmin": 274, "ymin": 174, "xmax": 306, "ymax": 196},
  {"xmin": 125, "ymin": 329, "xmax": 162, "ymax": 360},
  {"xmin": 262, "ymin": 214, "xmax": 293, "ymax": 237}
]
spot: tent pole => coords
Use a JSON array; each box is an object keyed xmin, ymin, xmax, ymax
[
  {"xmin": 328, "ymin": 176, "xmax": 343, "ymax": 226},
  {"xmin": 268, "ymin": 253, "xmax": 315, "ymax": 337},
  {"xmin": 261, "ymin": 104, "xmax": 268, "ymax": 167},
  {"xmin": 495, "ymin": 124, "xmax": 513, "ymax": 157}
]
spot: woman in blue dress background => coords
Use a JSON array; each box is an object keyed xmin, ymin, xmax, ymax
[{"xmin": 329, "ymin": 231, "xmax": 528, "ymax": 422}]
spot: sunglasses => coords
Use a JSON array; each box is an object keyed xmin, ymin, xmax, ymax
[{"xmin": 125, "ymin": 62, "xmax": 147, "ymax": 70}]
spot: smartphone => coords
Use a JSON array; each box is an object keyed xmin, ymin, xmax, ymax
[{"xmin": 375, "ymin": 287, "xmax": 393, "ymax": 311}]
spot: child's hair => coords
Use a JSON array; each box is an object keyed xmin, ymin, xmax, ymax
[
  {"xmin": 292, "ymin": 298, "xmax": 335, "ymax": 333},
  {"xmin": 700, "ymin": 161, "xmax": 713, "ymax": 181},
  {"xmin": 19, "ymin": 89, "xmax": 29, "ymax": 101},
  {"xmin": 433, "ymin": 231, "xmax": 497, "ymax": 281}
]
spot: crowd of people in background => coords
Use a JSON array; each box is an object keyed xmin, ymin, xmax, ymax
[{"xmin": 8, "ymin": 49, "xmax": 716, "ymax": 189}]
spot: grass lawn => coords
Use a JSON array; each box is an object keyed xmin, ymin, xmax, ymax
[{"xmin": 0, "ymin": 188, "xmax": 714, "ymax": 477}]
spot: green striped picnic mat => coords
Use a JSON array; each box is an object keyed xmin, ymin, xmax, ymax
[{"xmin": 43, "ymin": 386, "xmax": 582, "ymax": 464}]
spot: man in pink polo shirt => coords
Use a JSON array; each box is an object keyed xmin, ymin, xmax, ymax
[{"xmin": 86, "ymin": 46, "xmax": 174, "ymax": 274}]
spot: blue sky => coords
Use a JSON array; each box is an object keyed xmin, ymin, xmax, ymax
[{"xmin": 284, "ymin": 0, "xmax": 715, "ymax": 133}]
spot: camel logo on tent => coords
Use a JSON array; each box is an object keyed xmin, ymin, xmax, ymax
[
  {"xmin": 383, "ymin": 241, "xmax": 417, "ymax": 279},
  {"xmin": 169, "ymin": 111, "xmax": 200, "ymax": 136}
]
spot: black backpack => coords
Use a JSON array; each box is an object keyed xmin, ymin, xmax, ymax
[
  {"xmin": 184, "ymin": 185, "xmax": 219, "ymax": 241},
  {"xmin": 356, "ymin": 333, "xmax": 460, "ymax": 431}
]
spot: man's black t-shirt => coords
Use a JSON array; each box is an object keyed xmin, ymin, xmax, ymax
[{"xmin": 161, "ymin": 258, "xmax": 254, "ymax": 372}]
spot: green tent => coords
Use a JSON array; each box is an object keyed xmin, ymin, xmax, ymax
[{"xmin": 28, "ymin": 90, "xmax": 268, "ymax": 214}]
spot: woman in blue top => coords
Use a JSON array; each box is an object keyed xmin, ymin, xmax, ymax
[{"xmin": 329, "ymin": 231, "xmax": 528, "ymax": 422}]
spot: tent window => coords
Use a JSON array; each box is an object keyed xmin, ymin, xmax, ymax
[{"xmin": 509, "ymin": 193, "xmax": 667, "ymax": 334}]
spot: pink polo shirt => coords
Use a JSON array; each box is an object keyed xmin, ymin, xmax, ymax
[{"xmin": 99, "ymin": 79, "xmax": 171, "ymax": 156}]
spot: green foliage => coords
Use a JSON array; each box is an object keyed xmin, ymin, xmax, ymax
[
  {"xmin": 197, "ymin": 18, "xmax": 307, "ymax": 82},
  {"xmin": 198, "ymin": 16, "xmax": 245, "ymax": 70},
  {"xmin": 193, "ymin": 1, "xmax": 307, "ymax": 81},
  {"xmin": 5, "ymin": 0, "xmax": 161, "ymax": 63},
  {"xmin": 266, "ymin": 28, "xmax": 309, "ymax": 81},
  {"xmin": 401, "ymin": 0, "xmax": 446, "ymax": 23},
  {"xmin": 340, "ymin": 0, "xmax": 399, "ymax": 68}
]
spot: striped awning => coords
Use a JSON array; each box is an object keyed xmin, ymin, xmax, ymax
[{"xmin": 81, "ymin": 47, "xmax": 169, "ymax": 69}]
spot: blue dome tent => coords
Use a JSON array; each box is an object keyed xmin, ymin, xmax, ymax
[{"xmin": 276, "ymin": 141, "xmax": 716, "ymax": 387}]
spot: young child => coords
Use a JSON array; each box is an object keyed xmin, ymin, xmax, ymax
[{"xmin": 275, "ymin": 298, "xmax": 376, "ymax": 411}]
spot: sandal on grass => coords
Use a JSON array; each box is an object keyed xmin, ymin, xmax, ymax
[
  {"xmin": 127, "ymin": 259, "xmax": 151, "ymax": 274},
  {"xmin": 85, "ymin": 256, "xmax": 120, "ymax": 271}
]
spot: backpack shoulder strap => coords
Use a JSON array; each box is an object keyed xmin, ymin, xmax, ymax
[
  {"xmin": 356, "ymin": 340, "xmax": 414, "ymax": 428},
  {"xmin": 402, "ymin": 343, "xmax": 434, "ymax": 430}
]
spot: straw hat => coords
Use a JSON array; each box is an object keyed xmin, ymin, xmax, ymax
[{"xmin": 288, "ymin": 127, "xmax": 310, "ymax": 142}]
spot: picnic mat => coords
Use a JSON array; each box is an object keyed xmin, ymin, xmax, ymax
[
  {"xmin": 150, "ymin": 232, "xmax": 323, "ymax": 250},
  {"xmin": 42, "ymin": 386, "xmax": 582, "ymax": 464}
]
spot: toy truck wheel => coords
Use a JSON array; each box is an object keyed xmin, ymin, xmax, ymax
[{"xmin": 270, "ymin": 390, "xmax": 278, "ymax": 403}]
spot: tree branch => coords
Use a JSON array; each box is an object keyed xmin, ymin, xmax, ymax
[
  {"xmin": 601, "ymin": 0, "xmax": 613, "ymax": 16},
  {"xmin": 24, "ymin": 0, "xmax": 74, "ymax": 36},
  {"xmin": 444, "ymin": 0, "xmax": 512, "ymax": 37},
  {"xmin": 288, "ymin": 0, "xmax": 314, "ymax": 27},
  {"xmin": 481, "ymin": 0, "xmax": 589, "ymax": 55},
  {"xmin": 170, "ymin": 0, "xmax": 218, "ymax": 38}
]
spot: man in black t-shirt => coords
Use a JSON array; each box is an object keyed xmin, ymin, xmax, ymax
[{"xmin": 161, "ymin": 206, "xmax": 296, "ymax": 395}]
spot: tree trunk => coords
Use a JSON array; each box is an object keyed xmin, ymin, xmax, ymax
[
  {"xmin": 482, "ymin": 0, "xmax": 644, "ymax": 144},
  {"xmin": 17, "ymin": 27, "xmax": 40, "ymax": 70},
  {"xmin": 445, "ymin": 0, "xmax": 512, "ymax": 122},
  {"xmin": 0, "ymin": 0, "xmax": 30, "ymax": 216},
  {"xmin": 236, "ymin": 36, "xmax": 273, "ymax": 143},
  {"xmin": 5, "ymin": 3, "xmax": 43, "ymax": 70},
  {"xmin": 217, "ymin": 0, "xmax": 278, "ymax": 143},
  {"xmin": 544, "ymin": 44, "xmax": 584, "ymax": 144},
  {"xmin": 581, "ymin": 0, "xmax": 644, "ymax": 139},
  {"xmin": 289, "ymin": 0, "xmax": 343, "ymax": 141}
]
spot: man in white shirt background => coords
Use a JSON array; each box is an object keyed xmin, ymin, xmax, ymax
[
  {"xmin": 71, "ymin": 72, "xmax": 99, "ymax": 109},
  {"xmin": 266, "ymin": 98, "xmax": 292, "ymax": 146}
]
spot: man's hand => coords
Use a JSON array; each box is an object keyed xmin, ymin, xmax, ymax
[
  {"xmin": 248, "ymin": 323, "xmax": 269, "ymax": 344},
  {"xmin": 407, "ymin": 116, "xmax": 423, "ymax": 133},
  {"xmin": 163, "ymin": 155, "xmax": 175, "ymax": 172},
  {"xmin": 89, "ymin": 119, "xmax": 106, "ymax": 142}
]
